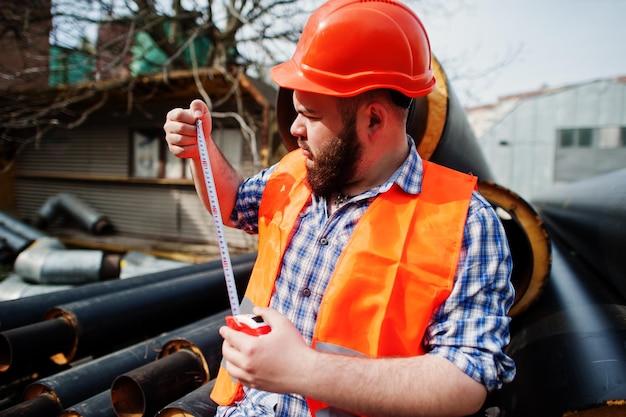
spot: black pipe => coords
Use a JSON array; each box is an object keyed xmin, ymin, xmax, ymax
[
  {"xmin": 110, "ymin": 310, "xmax": 228, "ymax": 417},
  {"xmin": 0, "ymin": 393, "xmax": 62, "ymax": 417},
  {"xmin": 493, "ymin": 236, "xmax": 626, "ymax": 416},
  {"xmin": 19, "ymin": 311, "xmax": 228, "ymax": 416},
  {"xmin": 58, "ymin": 390, "xmax": 115, "ymax": 417},
  {"xmin": 112, "ymin": 350, "xmax": 207, "ymax": 417},
  {"xmin": 0, "ymin": 261, "xmax": 254, "ymax": 376},
  {"xmin": 0, "ymin": 251, "xmax": 257, "ymax": 331},
  {"xmin": 158, "ymin": 311, "xmax": 228, "ymax": 380},
  {"xmin": 0, "ymin": 317, "xmax": 76, "ymax": 374},
  {"xmin": 532, "ymin": 168, "xmax": 626, "ymax": 302},
  {"xmin": 156, "ymin": 380, "xmax": 218, "ymax": 417}
]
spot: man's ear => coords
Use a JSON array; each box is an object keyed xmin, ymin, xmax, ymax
[{"xmin": 367, "ymin": 103, "xmax": 386, "ymax": 136}]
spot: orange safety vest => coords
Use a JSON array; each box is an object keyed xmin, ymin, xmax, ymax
[{"xmin": 211, "ymin": 150, "xmax": 477, "ymax": 416}]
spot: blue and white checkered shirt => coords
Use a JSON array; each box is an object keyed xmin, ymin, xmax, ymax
[{"xmin": 218, "ymin": 140, "xmax": 516, "ymax": 417}]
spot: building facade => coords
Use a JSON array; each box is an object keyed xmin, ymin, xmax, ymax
[{"xmin": 468, "ymin": 77, "xmax": 626, "ymax": 202}]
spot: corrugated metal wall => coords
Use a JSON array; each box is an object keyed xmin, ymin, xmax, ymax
[
  {"xmin": 13, "ymin": 106, "xmax": 258, "ymax": 250},
  {"xmin": 479, "ymin": 79, "xmax": 626, "ymax": 202}
]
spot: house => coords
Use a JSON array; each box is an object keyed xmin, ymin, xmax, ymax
[
  {"xmin": 1, "ymin": 69, "xmax": 278, "ymax": 261},
  {"xmin": 0, "ymin": 1, "xmax": 280, "ymax": 261},
  {"xmin": 467, "ymin": 76, "xmax": 626, "ymax": 202}
]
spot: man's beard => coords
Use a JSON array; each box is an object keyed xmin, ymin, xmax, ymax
[{"xmin": 305, "ymin": 115, "xmax": 362, "ymax": 197}]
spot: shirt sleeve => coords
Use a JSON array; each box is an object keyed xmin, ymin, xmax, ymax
[
  {"xmin": 229, "ymin": 164, "xmax": 277, "ymax": 235},
  {"xmin": 424, "ymin": 191, "xmax": 516, "ymax": 391}
]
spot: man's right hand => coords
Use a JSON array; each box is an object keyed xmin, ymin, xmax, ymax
[{"xmin": 163, "ymin": 99, "xmax": 212, "ymax": 159}]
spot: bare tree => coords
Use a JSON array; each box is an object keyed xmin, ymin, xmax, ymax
[{"xmin": 0, "ymin": 0, "xmax": 322, "ymax": 172}]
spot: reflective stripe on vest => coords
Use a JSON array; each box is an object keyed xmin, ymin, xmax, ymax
[{"xmin": 211, "ymin": 150, "xmax": 476, "ymax": 416}]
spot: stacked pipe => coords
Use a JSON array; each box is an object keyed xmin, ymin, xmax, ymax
[
  {"xmin": 0, "ymin": 310, "xmax": 229, "ymax": 417},
  {"xmin": 0, "ymin": 253, "xmax": 256, "ymax": 414}
]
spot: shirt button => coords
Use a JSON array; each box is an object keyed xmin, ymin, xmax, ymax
[
  {"xmin": 319, "ymin": 237, "xmax": 329, "ymax": 245},
  {"xmin": 302, "ymin": 288, "xmax": 312, "ymax": 297}
]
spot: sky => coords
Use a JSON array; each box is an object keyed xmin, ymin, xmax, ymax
[{"xmin": 416, "ymin": 0, "xmax": 626, "ymax": 108}]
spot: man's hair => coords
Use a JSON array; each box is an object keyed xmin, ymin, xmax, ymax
[{"xmin": 337, "ymin": 89, "xmax": 412, "ymax": 122}]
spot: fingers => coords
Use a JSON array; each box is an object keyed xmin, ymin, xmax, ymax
[
  {"xmin": 164, "ymin": 100, "xmax": 210, "ymax": 159},
  {"xmin": 190, "ymin": 99, "xmax": 209, "ymax": 119}
]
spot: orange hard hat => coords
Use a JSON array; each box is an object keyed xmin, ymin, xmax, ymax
[{"xmin": 270, "ymin": 0, "xmax": 436, "ymax": 98}]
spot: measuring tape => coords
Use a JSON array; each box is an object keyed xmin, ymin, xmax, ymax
[{"xmin": 196, "ymin": 119, "xmax": 241, "ymax": 317}]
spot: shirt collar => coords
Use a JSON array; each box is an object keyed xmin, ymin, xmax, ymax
[{"xmin": 376, "ymin": 135, "xmax": 423, "ymax": 196}]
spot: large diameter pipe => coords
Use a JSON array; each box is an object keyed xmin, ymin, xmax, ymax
[
  {"xmin": 156, "ymin": 380, "xmax": 218, "ymax": 417},
  {"xmin": 21, "ymin": 311, "xmax": 228, "ymax": 414},
  {"xmin": 493, "ymin": 237, "xmax": 626, "ymax": 416},
  {"xmin": 0, "ymin": 251, "xmax": 257, "ymax": 331},
  {"xmin": 477, "ymin": 182, "xmax": 551, "ymax": 316},
  {"xmin": 275, "ymin": 58, "xmax": 551, "ymax": 317},
  {"xmin": 110, "ymin": 310, "xmax": 227, "ymax": 417},
  {"xmin": 0, "ymin": 261, "xmax": 254, "ymax": 375},
  {"xmin": 532, "ymin": 168, "xmax": 626, "ymax": 302}
]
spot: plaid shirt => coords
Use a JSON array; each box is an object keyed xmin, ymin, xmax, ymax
[{"xmin": 217, "ymin": 140, "xmax": 516, "ymax": 417}]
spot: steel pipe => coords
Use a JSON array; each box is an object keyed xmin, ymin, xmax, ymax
[
  {"xmin": 112, "ymin": 350, "xmax": 207, "ymax": 417},
  {"xmin": 21, "ymin": 311, "xmax": 227, "ymax": 414},
  {"xmin": 492, "ymin": 237, "xmax": 626, "ymax": 416},
  {"xmin": 0, "ymin": 393, "xmax": 62, "ymax": 417},
  {"xmin": 35, "ymin": 193, "xmax": 113, "ymax": 235},
  {"xmin": 156, "ymin": 380, "xmax": 218, "ymax": 417},
  {"xmin": 58, "ymin": 391, "xmax": 115, "ymax": 417},
  {"xmin": 110, "ymin": 310, "xmax": 227, "ymax": 417},
  {"xmin": 158, "ymin": 312, "xmax": 228, "ymax": 380},
  {"xmin": 0, "ymin": 316, "xmax": 76, "ymax": 374},
  {"xmin": 0, "ymin": 251, "xmax": 256, "ymax": 331},
  {"xmin": 0, "ymin": 261, "xmax": 253, "ymax": 375},
  {"xmin": 532, "ymin": 168, "xmax": 626, "ymax": 302}
]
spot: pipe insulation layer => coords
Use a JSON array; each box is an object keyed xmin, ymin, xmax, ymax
[
  {"xmin": 36, "ymin": 193, "xmax": 113, "ymax": 235},
  {"xmin": 13, "ymin": 237, "xmax": 120, "ymax": 285}
]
